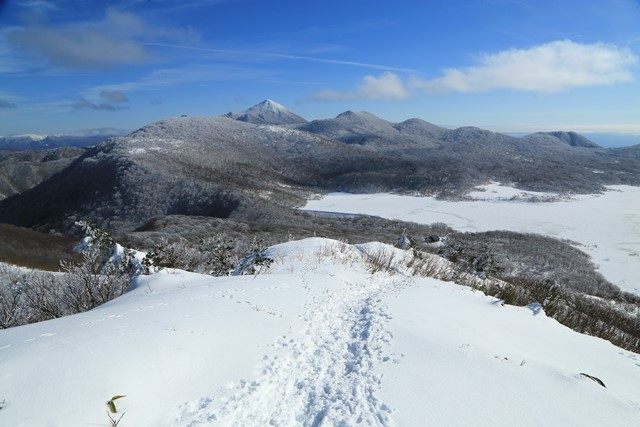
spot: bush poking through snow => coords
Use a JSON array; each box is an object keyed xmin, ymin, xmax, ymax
[
  {"xmin": 59, "ymin": 249, "xmax": 131, "ymax": 313},
  {"xmin": 234, "ymin": 239, "xmax": 274, "ymax": 275},
  {"xmin": 74, "ymin": 220, "xmax": 140, "ymax": 275},
  {"xmin": 407, "ymin": 248, "xmax": 452, "ymax": 280},
  {"xmin": 0, "ymin": 224, "xmax": 135, "ymax": 329},
  {"xmin": 143, "ymin": 237, "xmax": 235, "ymax": 276},
  {"xmin": 0, "ymin": 273, "xmax": 29, "ymax": 328},
  {"xmin": 363, "ymin": 248, "xmax": 399, "ymax": 274}
]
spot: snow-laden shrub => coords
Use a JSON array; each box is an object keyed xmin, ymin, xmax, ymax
[
  {"xmin": 0, "ymin": 271, "xmax": 30, "ymax": 328},
  {"xmin": 143, "ymin": 237, "xmax": 236, "ymax": 276},
  {"xmin": 0, "ymin": 223, "xmax": 136, "ymax": 329},
  {"xmin": 74, "ymin": 220, "xmax": 140, "ymax": 275},
  {"xmin": 234, "ymin": 239, "xmax": 273, "ymax": 275},
  {"xmin": 58, "ymin": 249, "xmax": 131, "ymax": 313},
  {"xmin": 0, "ymin": 257, "xmax": 131, "ymax": 329}
]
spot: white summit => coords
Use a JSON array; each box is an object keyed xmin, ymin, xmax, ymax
[{"xmin": 225, "ymin": 99, "xmax": 308, "ymax": 125}]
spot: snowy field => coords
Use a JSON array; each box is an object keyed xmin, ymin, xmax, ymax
[
  {"xmin": 1, "ymin": 238, "xmax": 639, "ymax": 426},
  {"xmin": 305, "ymin": 185, "xmax": 640, "ymax": 295}
]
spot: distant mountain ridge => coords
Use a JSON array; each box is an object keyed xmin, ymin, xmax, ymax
[
  {"xmin": 0, "ymin": 134, "xmax": 116, "ymax": 151},
  {"xmin": 0, "ymin": 100, "xmax": 638, "ymax": 232}
]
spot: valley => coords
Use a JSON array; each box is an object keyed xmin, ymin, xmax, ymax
[{"xmin": 305, "ymin": 184, "xmax": 640, "ymax": 295}]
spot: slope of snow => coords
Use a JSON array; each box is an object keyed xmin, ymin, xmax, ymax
[
  {"xmin": 1, "ymin": 238, "xmax": 639, "ymax": 426},
  {"xmin": 304, "ymin": 186, "xmax": 640, "ymax": 294}
]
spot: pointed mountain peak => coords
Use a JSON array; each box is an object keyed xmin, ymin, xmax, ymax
[
  {"xmin": 230, "ymin": 100, "xmax": 307, "ymax": 125},
  {"xmin": 251, "ymin": 99, "xmax": 287, "ymax": 111}
]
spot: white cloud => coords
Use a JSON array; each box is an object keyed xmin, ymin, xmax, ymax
[
  {"xmin": 88, "ymin": 64, "xmax": 272, "ymax": 96},
  {"xmin": 313, "ymin": 71, "xmax": 410, "ymax": 100},
  {"xmin": 145, "ymin": 42, "xmax": 418, "ymax": 73},
  {"xmin": 7, "ymin": 8, "xmax": 198, "ymax": 69},
  {"xmin": 11, "ymin": 64, "xmax": 273, "ymax": 114},
  {"xmin": 312, "ymin": 40, "xmax": 637, "ymax": 101},
  {"xmin": 412, "ymin": 40, "xmax": 638, "ymax": 93}
]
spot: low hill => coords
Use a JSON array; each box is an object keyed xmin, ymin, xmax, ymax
[{"xmin": 523, "ymin": 131, "xmax": 601, "ymax": 148}]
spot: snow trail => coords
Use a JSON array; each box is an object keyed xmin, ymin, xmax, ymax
[{"xmin": 176, "ymin": 268, "xmax": 408, "ymax": 426}]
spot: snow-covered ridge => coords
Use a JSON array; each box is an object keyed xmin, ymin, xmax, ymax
[
  {"xmin": 2, "ymin": 134, "xmax": 48, "ymax": 141},
  {"xmin": 1, "ymin": 238, "xmax": 638, "ymax": 426}
]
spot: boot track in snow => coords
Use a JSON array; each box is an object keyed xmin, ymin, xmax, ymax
[{"xmin": 176, "ymin": 268, "xmax": 409, "ymax": 426}]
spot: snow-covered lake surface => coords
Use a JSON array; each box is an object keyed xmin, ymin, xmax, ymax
[
  {"xmin": 1, "ymin": 238, "xmax": 639, "ymax": 425},
  {"xmin": 304, "ymin": 185, "xmax": 640, "ymax": 295}
]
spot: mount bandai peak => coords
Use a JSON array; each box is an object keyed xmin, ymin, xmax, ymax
[{"xmin": 226, "ymin": 99, "xmax": 308, "ymax": 125}]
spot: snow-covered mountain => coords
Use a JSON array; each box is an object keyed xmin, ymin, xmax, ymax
[
  {"xmin": 0, "ymin": 133, "xmax": 114, "ymax": 151},
  {"xmin": 1, "ymin": 238, "xmax": 638, "ymax": 425},
  {"xmin": 297, "ymin": 110, "xmax": 446, "ymax": 146},
  {"xmin": 0, "ymin": 134, "xmax": 47, "ymax": 150},
  {"xmin": 2, "ymin": 109, "xmax": 640, "ymax": 232},
  {"xmin": 523, "ymin": 131, "xmax": 601, "ymax": 148},
  {"xmin": 225, "ymin": 99, "xmax": 308, "ymax": 125}
]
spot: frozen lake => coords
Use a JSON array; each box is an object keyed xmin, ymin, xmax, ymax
[{"xmin": 304, "ymin": 185, "xmax": 640, "ymax": 295}]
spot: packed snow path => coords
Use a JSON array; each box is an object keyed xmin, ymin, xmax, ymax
[
  {"xmin": 176, "ymin": 263, "xmax": 408, "ymax": 426},
  {"xmin": 1, "ymin": 238, "xmax": 640, "ymax": 426}
]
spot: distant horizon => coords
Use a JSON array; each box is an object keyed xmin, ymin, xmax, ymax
[
  {"xmin": 2, "ymin": 97, "xmax": 638, "ymax": 148},
  {"xmin": 0, "ymin": 98, "xmax": 640, "ymax": 148}
]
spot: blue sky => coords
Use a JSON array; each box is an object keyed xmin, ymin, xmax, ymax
[{"xmin": 0, "ymin": 0, "xmax": 639, "ymax": 139}]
